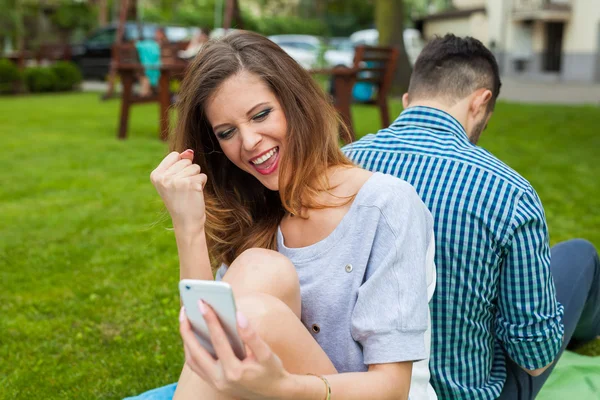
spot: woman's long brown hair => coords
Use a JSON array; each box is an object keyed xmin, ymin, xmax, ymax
[{"xmin": 171, "ymin": 31, "xmax": 353, "ymax": 270}]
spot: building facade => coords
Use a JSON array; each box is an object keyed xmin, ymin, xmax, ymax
[{"xmin": 418, "ymin": 0, "xmax": 600, "ymax": 83}]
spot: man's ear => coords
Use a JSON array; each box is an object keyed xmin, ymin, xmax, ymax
[
  {"xmin": 470, "ymin": 89, "xmax": 493, "ymax": 117},
  {"xmin": 402, "ymin": 93, "xmax": 410, "ymax": 109}
]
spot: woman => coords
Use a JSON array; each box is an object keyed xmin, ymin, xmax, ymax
[{"xmin": 148, "ymin": 30, "xmax": 437, "ymax": 400}]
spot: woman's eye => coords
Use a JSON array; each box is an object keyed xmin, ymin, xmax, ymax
[
  {"xmin": 216, "ymin": 128, "xmax": 234, "ymax": 140},
  {"xmin": 252, "ymin": 108, "xmax": 272, "ymax": 122}
]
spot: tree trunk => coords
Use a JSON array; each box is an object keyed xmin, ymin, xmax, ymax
[
  {"xmin": 103, "ymin": 0, "xmax": 130, "ymax": 99},
  {"xmin": 375, "ymin": 0, "xmax": 411, "ymax": 95},
  {"xmin": 224, "ymin": 0, "xmax": 243, "ymax": 30},
  {"xmin": 15, "ymin": 0, "xmax": 24, "ymax": 55},
  {"xmin": 98, "ymin": 0, "xmax": 108, "ymax": 26}
]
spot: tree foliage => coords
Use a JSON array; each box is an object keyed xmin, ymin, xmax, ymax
[
  {"xmin": 50, "ymin": 1, "xmax": 97, "ymax": 32},
  {"xmin": 376, "ymin": 0, "xmax": 411, "ymax": 95},
  {"xmin": 316, "ymin": 0, "xmax": 375, "ymax": 37},
  {"xmin": 143, "ymin": 0, "xmax": 215, "ymax": 28}
]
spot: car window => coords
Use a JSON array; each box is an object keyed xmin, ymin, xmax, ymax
[
  {"xmin": 299, "ymin": 43, "xmax": 319, "ymax": 52},
  {"xmin": 165, "ymin": 27, "xmax": 191, "ymax": 42},
  {"xmin": 336, "ymin": 41, "xmax": 353, "ymax": 51},
  {"xmin": 279, "ymin": 41, "xmax": 318, "ymax": 52},
  {"xmin": 87, "ymin": 29, "xmax": 116, "ymax": 46},
  {"xmin": 125, "ymin": 25, "xmax": 156, "ymax": 41}
]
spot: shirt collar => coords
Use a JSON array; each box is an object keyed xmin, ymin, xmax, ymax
[{"xmin": 392, "ymin": 106, "xmax": 470, "ymax": 142}]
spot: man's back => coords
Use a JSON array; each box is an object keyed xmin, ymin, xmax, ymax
[{"xmin": 343, "ymin": 106, "xmax": 563, "ymax": 399}]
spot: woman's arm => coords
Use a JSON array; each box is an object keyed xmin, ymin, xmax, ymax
[
  {"xmin": 284, "ymin": 363, "xmax": 412, "ymax": 400},
  {"xmin": 180, "ymin": 303, "xmax": 414, "ymax": 400},
  {"xmin": 174, "ymin": 227, "xmax": 213, "ymax": 281},
  {"xmin": 151, "ymin": 149, "xmax": 212, "ymax": 281},
  {"xmin": 170, "ymin": 149, "xmax": 213, "ymax": 280}
]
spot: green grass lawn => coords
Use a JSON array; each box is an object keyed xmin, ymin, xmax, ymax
[{"xmin": 0, "ymin": 92, "xmax": 598, "ymax": 398}]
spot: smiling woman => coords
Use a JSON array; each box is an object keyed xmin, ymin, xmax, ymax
[
  {"xmin": 143, "ymin": 30, "xmax": 437, "ymax": 400},
  {"xmin": 171, "ymin": 31, "xmax": 352, "ymax": 267},
  {"xmin": 205, "ymin": 75, "xmax": 287, "ymax": 190}
]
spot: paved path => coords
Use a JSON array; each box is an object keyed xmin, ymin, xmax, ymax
[
  {"xmin": 83, "ymin": 79, "xmax": 600, "ymax": 106},
  {"xmin": 82, "ymin": 80, "xmax": 114, "ymax": 93},
  {"xmin": 498, "ymin": 79, "xmax": 600, "ymax": 106}
]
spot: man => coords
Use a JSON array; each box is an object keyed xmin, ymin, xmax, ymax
[{"xmin": 343, "ymin": 34, "xmax": 600, "ymax": 399}]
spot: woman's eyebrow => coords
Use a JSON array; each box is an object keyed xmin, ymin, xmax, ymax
[
  {"xmin": 246, "ymin": 102, "xmax": 271, "ymax": 117},
  {"xmin": 212, "ymin": 122, "xmax": 229, "ymax": 132},
  {"xmin": 212, "ymin": 102, "xmax": 272, "ymax": 132}
]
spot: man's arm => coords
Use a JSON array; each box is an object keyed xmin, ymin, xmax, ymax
[
  {"xmin": 524, "ymin": 364, "xmax": 553, "ymax": 377},
  {"xmin": 496, "ymin": 188, "xmax": 564, "ymax": 375}
]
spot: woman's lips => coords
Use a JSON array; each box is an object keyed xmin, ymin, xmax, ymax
[{"xmin": 251, "ymin": 149, "xmax": 280, "ymax": 176}]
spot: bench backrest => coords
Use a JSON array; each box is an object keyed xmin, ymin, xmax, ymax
[
  {"xmin": 113, "ymin": 41, "xmax": 190, "ymax": 66},
  {"xmin": 113, "ymin": 42, "xmax": 140, "ymax": 65},
  {"xmin": 352, "ymin": 46, "xmax": 399, "ymax": 103},
  {"xmin": 35, "ymin": 44, "xmax": 72, "ymax": 64}
]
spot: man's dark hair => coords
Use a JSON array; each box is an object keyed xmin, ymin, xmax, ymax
[{"xmin": 409, "ymin": 34, "xmax": 502, "ymax": 111}]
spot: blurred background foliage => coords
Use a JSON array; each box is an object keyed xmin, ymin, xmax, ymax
[{"xmin": 0, "ymin": 0, "xmax": 454, "ymax": 53}]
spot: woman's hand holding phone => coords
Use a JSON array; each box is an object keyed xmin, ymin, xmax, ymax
[
  {"xmin": 179, "ymin": 302, "xmax": 293, "ymax": 399},
  {"xmin": 150, "ymin": 149, "xmax": 208, "ymax": 233}
]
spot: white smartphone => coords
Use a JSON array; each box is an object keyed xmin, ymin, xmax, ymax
[{"xmin": 179, "ymin": 279, "xmax": 246, "ymax": 360}]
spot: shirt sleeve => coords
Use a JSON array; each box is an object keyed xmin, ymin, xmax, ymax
[
  {"xmin": 496, "ymin": 188, "xmax": 564, "ymax": 370},
  {"xmin": 351, "ymin": 183, "xmax": 434, "ymax": 365},
  {"xmin": 214, "ymin": 264, "xmax": 228, "ymax": 281}
]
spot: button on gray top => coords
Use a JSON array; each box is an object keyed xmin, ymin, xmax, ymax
[{"xmin": 345, "ymin": 264, "xmax": 353, "ymax": 272}]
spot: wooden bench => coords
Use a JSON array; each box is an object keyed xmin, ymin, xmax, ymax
[
  {"xmin": 352, "ymin": 45, "xmax": 399, "ymax": 129},
  {"xmin": 115, "ymin": 42, "xmax": 188, "ymax": 140},
  {"xmin": 5, "ymin": 43, "xmax": 72, "ymax": 69},
  {"xmin": 313, "ymin": 45, "xmax": 399, "ymax": 143},
  {"xmin": 4, "ymin": 50, "xmax": 35, "ymax": 69},
  {"xmin": 36, "ymin": 43, "xmax": 72, "ymax": 65}
]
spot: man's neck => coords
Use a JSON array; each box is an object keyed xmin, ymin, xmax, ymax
[{"xmin": 405, "ymin": 100, "xmax": 468, "ymax": 133}]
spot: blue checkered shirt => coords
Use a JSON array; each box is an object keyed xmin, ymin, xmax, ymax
[{"xmin": 343, "ymin": 106, "xmax": 564, "ymax": 399}]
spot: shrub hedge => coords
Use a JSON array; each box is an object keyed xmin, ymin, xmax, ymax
[
  {"xmin": 0, "ymin": 59, "xmax": 22, "ymax": 94},
  {"xmin": 51, "ymin": 61, "xmax": 83, "ymax": 91},
  {"xmin": 17, "ymin": 61, "xmax": 83, "ymax": 93}
]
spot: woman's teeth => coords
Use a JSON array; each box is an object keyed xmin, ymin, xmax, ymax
[{"xmin": 251, "ymin": 147, "xmax": 278, "ymax": 165}]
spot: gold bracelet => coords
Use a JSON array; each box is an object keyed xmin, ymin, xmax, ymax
[{"xmin": 307, "ymin": 373, "xmax": 331, "ymax": 400}]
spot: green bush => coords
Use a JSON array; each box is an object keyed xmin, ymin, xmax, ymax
[
  {"xmin": 51, "ymin": 61, "xmax": 83, "ymax": 91},
  {"xmin": 24, "ymin": 67, "xmax": 58, "ymax": 93},
  {"xmin": 50, "ymin": 1, "xmax": 97, "ymax": 33},
  {"xmin": 244, "ymin": 14, "xmax": 329, "ymax": 37},
  {"xmin": 0, "ymin": 59, "xmax": 22, "ymax": 94}
]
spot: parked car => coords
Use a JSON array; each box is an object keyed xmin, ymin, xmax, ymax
[
  {"xmin": 349, "ymin": 28, "xmax": 378, "ymax": 46},
  {"xmin": 71, "ymin": 23, "xmax": 194, "ymax": 80},
  {"xmin": 323, "ymin": 37, "xmax": 355, "ymax": 67},
  {"xmin": 349, "ymin": 28, "xmax": 424, "ymax": 66},
  {"xmin": 267, "ymin": 34, "xmax": 322, "ymax": 69},
  {"xmin": 209, "ymin": 28, "xmax": 238, "ymax": 40},
  {"xmin": 325, "ymin": 28, "xmax": 424, "ymax": 68}
]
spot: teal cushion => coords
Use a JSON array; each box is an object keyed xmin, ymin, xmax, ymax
[{"xmin": 135, "ymin": 40, "xmax": 161, "ymax": 87}]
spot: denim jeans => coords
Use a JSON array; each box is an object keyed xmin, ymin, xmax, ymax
[
  {"xmin": 498, "ymin": 239, "xmax": 600, "ymax": 400},
  {"xmin": 126, "ymin": 240, "xmax": 600, "ymax": 400},
  {"xmin": 123, "ymin": 383, "xmax": 177, "ymax": 400}
]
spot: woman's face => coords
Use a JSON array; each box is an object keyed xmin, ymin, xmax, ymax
[{"xmin": 205, "ymin": 71, "xmax": 287, "ymax": 191}]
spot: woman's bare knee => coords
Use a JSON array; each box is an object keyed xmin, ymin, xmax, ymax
[
  {"xmin": 223, "ymin": 248, "xmax": 301, "ymax": 317},
  {"xmin": 236, "ymin": 293, "xmax": 336, "ymax": 375}
]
